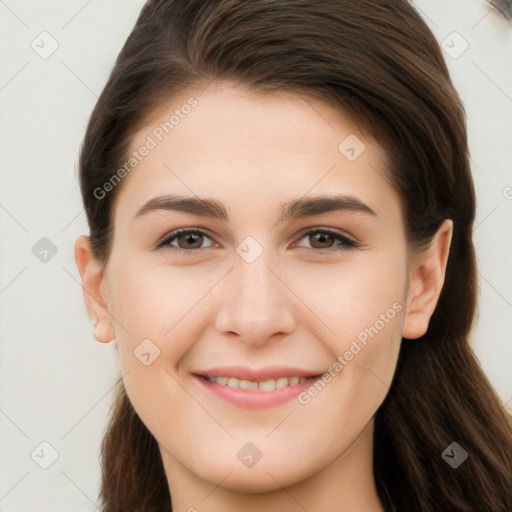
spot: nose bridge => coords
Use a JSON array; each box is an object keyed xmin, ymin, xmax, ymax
[{"xmin": 215, "ymin": 244, "xmax": 296, "ymax": 344}]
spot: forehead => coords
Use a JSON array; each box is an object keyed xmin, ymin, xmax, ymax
[{"xmin": 112, "ymin": 82, "xmax": 401, "ymax": 229}]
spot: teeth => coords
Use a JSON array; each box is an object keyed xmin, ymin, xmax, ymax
[
  {"xmin": 240, "ymin": 379, "xmax": 259, "ymax": 390},
  {"xmin": 275, "ymin": 377, "xmax": 288, "ymax": 389},
  {"xmin": 227, "ymin": 377, "xmax": 240, "ymax": 388},
  {"xmin": 259, "ymin": 379, "xmax": 275, "ymax": 391},
  {"xmin": 205, "ymin": 375, "xmax": 310, "ymax": 391}
]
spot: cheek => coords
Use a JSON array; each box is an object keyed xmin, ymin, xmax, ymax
[
  {"xmin": 105, "ymin": 260, "xmax": 203, "ymax": 437},
  {"xmin": 106, "ymin": 259, "xmax": 220, "ymax": 404},
  {"xmin": 109, "ymin": 259, "xmax": 207, "ymax": 344},
  {"xmin": 292, "ymin": 248, "xmax": 406, "ymax": 338},
  {"xmin": 297, "ymin": 250, "xmax": 406, "ymax": 393}
]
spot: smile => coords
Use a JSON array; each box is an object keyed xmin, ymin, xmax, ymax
[
  {"xmin": 204, "ymin": 375, "xmax": 308, "ymax": 391},
  {"xmin": 194, "ymin": 366, "xmax": 324, "ymax": 409}
]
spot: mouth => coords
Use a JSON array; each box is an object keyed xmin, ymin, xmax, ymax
[
  {"xmin": 200, "ymin": 374, "xmax": 314, "ymax": 391},
  {"xmin": 193, "ymin": 366, "xmax": 324, "ymax": 409}
]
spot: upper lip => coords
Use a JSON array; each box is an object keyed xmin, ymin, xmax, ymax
[{"xmin": 196, "ymin": 365, "xmax": 323, "ymax": 381}]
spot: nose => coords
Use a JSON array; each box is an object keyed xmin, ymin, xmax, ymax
[{"xmin": 214, "ymin": 248, "xmax": 296, "ymax": 346}]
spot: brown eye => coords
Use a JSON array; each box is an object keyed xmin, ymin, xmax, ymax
[
  {"xmin": 295, "ymin": 229, "xmax": 359, "ymax": 252},
  {"xmin": 175, "ymin": 232, "xmax": 204, "ymax": 249},
  {"xmin": 157, "ymin": 229, "xmax": 214, "ymax": 250},
  {"xmin": 309, "ymin": 232, "xmax": 336, "ymax": 249}
]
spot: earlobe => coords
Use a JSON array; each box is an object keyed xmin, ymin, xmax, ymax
[
  {"xmin": 74, "ymin": 235, "xmax": 116, "ymax": 343},
  {"xmin": 402, "ymin": 219, "xmax": 453, "ymax": 340}
]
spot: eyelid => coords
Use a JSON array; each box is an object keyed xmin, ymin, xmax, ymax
[
  {"xmin": 293, "ymin": 227, "xmax": 360, "ymax": 250},
  {"xmin": 155, "ymin": 227, "xmax": 215, "ymax": 249},
  {"xmin": 156, "ymin": 226, "xmax": 360, "ymax": 252}
]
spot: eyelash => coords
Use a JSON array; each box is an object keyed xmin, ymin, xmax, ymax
[{"xmin": 155, "ymin": 227, "xmax": 360, "ymax": 254}]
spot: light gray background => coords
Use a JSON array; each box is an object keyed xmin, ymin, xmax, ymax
[{"xmin": 1, "ymin": 0, "xmax": 511, "ymax": 510}]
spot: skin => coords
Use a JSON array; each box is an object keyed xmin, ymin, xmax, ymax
[{"xmin": 75, "ymin": 81, "xmax": 453, "ymax": 512}]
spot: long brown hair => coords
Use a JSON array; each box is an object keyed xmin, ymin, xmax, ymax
[{"xmin": 78, "ymin": 1, "xmax": 512, "ymax": 510}]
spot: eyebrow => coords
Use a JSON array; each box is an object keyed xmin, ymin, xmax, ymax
[{"xmin": 133, "ymin": 193, "xmax": 378, "ymax": 224}]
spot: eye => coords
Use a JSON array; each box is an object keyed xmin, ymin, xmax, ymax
[
  {"xmin": 156, "ymin": 228, "xmax": 215, "ymax": 252},
  {"xmin": 156, "ymin": 227, "xmax": 360, "ymax": 254},
  {"xmin": 294, "ymin": 228, "xmax": 360, "ymax": 252}
]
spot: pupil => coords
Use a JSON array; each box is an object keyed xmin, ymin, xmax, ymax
[
  {"xmin": 184, "ymin": 233, "xmax": 201, "ymax": 248},
  {"xmin": 314, "ymin": 233, "xmax": 332, "ymax": 248}
]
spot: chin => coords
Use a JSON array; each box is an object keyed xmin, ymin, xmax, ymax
[
  {"xmin": 210, "ymin": 468, "xmax": 301, "ymax": 494},
  {"xmin": 194, "ymin": 453, "xmax": 313, "ymax": 494}
]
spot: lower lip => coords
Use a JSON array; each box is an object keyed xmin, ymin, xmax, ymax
[{"xmin": 195, "ymin": 375, "xmax": 322, "ymax": 409}]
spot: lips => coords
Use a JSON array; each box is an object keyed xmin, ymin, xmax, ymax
[
  {"xmin": 203, "ymin": 375, "xmax": 309, "ymax": 391},
  {"xmin": 193, "ymin": 365, "xmax": 324, "ymax": 408},
  {"xmin": 197, "ymin": 365, "xmax": 322, "ymax": 382}
]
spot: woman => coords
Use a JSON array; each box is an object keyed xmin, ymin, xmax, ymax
[{"xmin": 74, "ymin": 0, "xmax": 512, "ymax": 510}]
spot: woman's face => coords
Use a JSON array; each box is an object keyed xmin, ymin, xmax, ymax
[{"xmin": 81, "ymin": 82, "xmax": 446, "ymax": 499}]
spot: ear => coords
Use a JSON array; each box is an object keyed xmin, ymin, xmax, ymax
[
  {"xmin": 74, "ymin": 235, "xmax": 116, "ymax": 343},
  {"xmin": 402, "ymin": 219, "xmax": 453, "ymax": 340}
]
